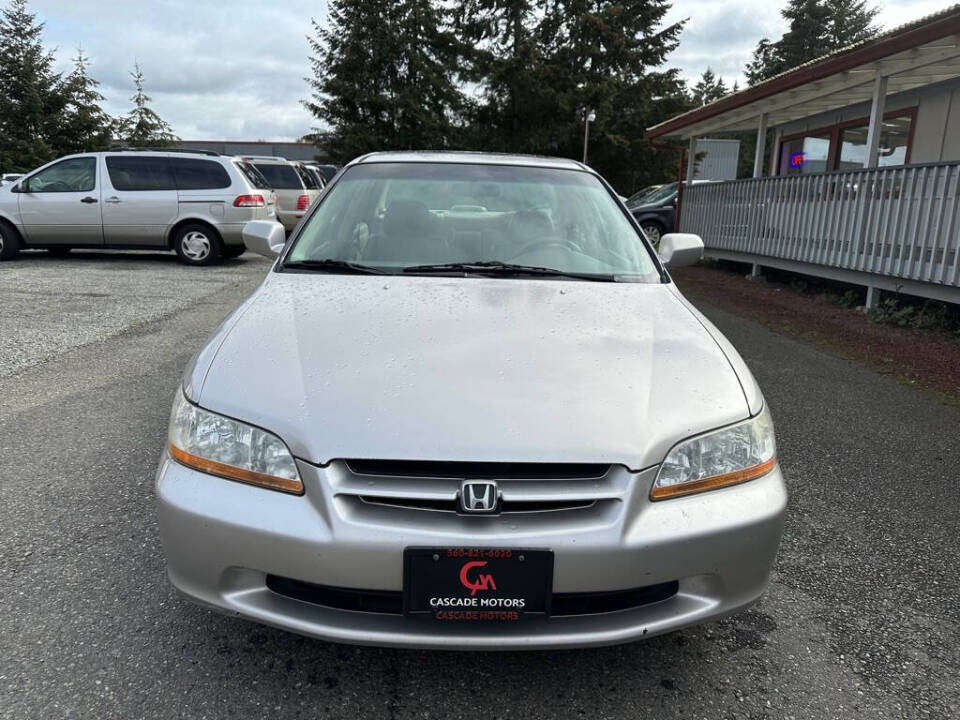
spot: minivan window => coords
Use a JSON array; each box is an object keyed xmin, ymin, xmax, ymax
[
  {"xmin": 286, "ymin": 162, "xmax": 659, "ymax": 280},
  {"xmin": 106, "ymin": 156, "xmax": 175, "ymax": 191},
  {"xmin": 26, "ymin": 157, "xmax": 96, "ymax": 193},
  {"xmin": 171, "ymin": 158, "xmax": 231, "ymax": 190},
  {"xmin": 253, "ymin": 163, "xmax": 303, "ymax": 190},
  {"xmin": 235, "ymin": 161, "xmax": 271, "ymax": 190}
]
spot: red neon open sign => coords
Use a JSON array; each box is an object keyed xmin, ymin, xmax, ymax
[{"xmin": 790, "ymin": 152, "xmax": 806, "ymax": 168}]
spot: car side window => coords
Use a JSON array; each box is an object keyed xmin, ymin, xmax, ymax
[
  {"xmin": 171, "ymin": 159, "xmax": 231, "ymax": 190},
  {"xmin": 106, "ymin": 156, "xmax": 175, "ymax": 191},
  {"xmin": 25, "ymin": 158, "xmax": 96, "ymax": 193}
]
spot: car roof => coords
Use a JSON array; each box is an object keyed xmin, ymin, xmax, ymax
[{"xmin": 351, "ymin": 151, "xmax": 590, "ymax": 172}]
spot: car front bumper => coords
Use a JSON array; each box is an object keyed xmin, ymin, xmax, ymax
[{"xmin": 155, "ymin": 454, "xmax": 787, "ymax": 650}]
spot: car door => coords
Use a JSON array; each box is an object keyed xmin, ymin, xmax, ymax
[
  {"xmin": 16, "ymin": 156, "xmax": 103, "ymax": 246},
  {"xmin": 101, "ymin": 154, "xmax": 179, "ymax": 247}
]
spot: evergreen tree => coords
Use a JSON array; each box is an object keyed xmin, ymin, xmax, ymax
[
  {"xmin": 0, "ymin": 0, "xmax": 61, "ymax": 170},
  {"xmin": 459, "ymin": 0, "xmax": 551, "ymax": 152},
  {"xmin": 303, "ymin": 0, "xmax": 464, "ymax": 163},
  {"xmin": 535, "ymin": 0, "xmax": 688, "ymax": 191},
  {"xmin": 746, "ymin": 0, "xmax": 879, "ymax": 84},
  {"xmin": 51, "ymin": 49, "xmax": 114, "ymax": 154},
  {"xmin": 116, "ymin": 64, "xmax": 177, "ymax": 147},
  {"xmin": 691, "ymin": 67, "xmax": 728, "ymax": 105}
]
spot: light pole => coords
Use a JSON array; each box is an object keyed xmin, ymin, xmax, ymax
[{"xmin": 582, "ymin": 108, "xmax": 595, "ymax": 164}]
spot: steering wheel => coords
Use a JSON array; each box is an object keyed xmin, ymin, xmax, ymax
[{"xmin": 505, "ymin": 236, "xmax": 580, "ymax": 262}]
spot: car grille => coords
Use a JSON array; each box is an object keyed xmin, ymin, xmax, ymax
[
  {"xmin": 331, "ymin": 460, "xmax": 624, "ymax": 517},
  {"xmin": 266, "ymin": 575, "xmax": 679, "ymax": 617},
  {"xmin": 345, "ymin": 460, "xmax": 610, "ymax": 480}
]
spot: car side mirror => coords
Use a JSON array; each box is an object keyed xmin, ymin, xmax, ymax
[
  {"xmin": 12, "ymin": 179, "xmax": 26, "ymax": 193},
  {"xmin": 658, "ymin": 233, "xmax": 703, "ymax": 268},
  {"xmin": 242, "ymin": 220, "xmax": 286, "ymax": 258}
]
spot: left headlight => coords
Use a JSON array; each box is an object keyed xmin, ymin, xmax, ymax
[
  {"xmin": 651, "ymin": 405, "xmax": 776, "ymax": 500},
  {"xmin": 167, "ymin": 389, "xmax": 303, "ymax": 495}
]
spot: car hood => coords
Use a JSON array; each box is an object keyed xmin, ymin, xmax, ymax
[{"xmin": 192, "ymin": 273, "xmax": 751, "ymax": 469}]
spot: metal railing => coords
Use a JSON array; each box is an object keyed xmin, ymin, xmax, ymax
[{"xmin": 679, "ymin": 162, "xmax": 960, "ymax": 298}]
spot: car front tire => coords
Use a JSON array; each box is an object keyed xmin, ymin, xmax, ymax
[
  {"xmin": 640, "ymin": 221, "xmax": 664, "ymax": 246},
  {"xmin": 174, "ymin": 223, "xmax": 222, "ymax": 266}
]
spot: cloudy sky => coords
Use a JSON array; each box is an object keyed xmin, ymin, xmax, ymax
[{"xmin": 30, "ymin": 0, "xmax": 951, "ymax": 141}]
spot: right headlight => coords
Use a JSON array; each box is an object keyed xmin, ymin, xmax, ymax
[
  {"xmin": 651, "ymin": 405, "xmax": 776, "ymax": 500},
  {"xmin": 167, "ymin": 389, "xmax": 303, "ymax": 495}
]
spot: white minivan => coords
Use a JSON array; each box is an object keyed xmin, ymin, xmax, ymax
[{"xmin": 0, "ymin": 149, "xmax": 278, "ymax": 265}]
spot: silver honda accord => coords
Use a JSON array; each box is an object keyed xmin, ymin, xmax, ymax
[{"xmin": 155, "ymin": 151, "xmax": 786, "ymax": 650}]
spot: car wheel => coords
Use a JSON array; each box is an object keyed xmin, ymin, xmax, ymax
[
  {"xmin": 640, "ymin": 222, "xmax": 664, "ymax": 246},
  {"xmin": 174, "ymin": 224, "xmax": 222, "ymax": 266},
  {"xmin": 223, "ymin": 245, "xmax": 246, "ymax": 259},
  {"xmin": 47, "ymin": 247, "xmax": 72, "ymax": 256},
  {"xmin": 0, "ymin": 221, "xmax": 21, "ymax": 261}
]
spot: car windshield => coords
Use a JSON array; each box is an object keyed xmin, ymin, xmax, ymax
[
  {"xmin": 627, "ymin": 185, "xmax": 661, "ymax": 204},
  {"xmin": 283, "ymin": 162, "xmax": 659, "ymax": 281},
  {"xmin": 639, "ymin": 183, "xmax": 678, "ymax": 204}
]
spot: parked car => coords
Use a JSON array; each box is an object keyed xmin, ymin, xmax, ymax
[
  {"xmin": 627, "ymin": 181, "xmax": 715, "ymax": 245},
  {"xmin": 156, "ymin": 151, "xmax": 786, "ymax": 650},
  {"xmin": 291, "ymin": 160, "xmax": 325, "ymax": 199},
  {"xmin": 307, "ymin": 163, "xmax": 339, "ymax": 183},
  {"xmin": 1, "ymin": 173, "xmax": 22, "ymax": 187},
  {"xmin": 300, "ymin": 163, "xmax": 327, "ymax": 191},
  {"xmin": 0, "ymin": 149, "xmax": 278, "ymax": 264},
  {"xmin": 243, "ymin": 156, "xmax": 313, "ymax": 233}
]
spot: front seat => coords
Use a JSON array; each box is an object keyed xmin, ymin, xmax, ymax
[{"xmin": 364, "ymin": 200, "xmax": 448, "ymax": 264}]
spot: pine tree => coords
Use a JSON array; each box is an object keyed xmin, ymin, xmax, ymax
[
  {"xmin": 116, "ymin": 64, "xmax": 177, "ymax": 147},
  {"xmin": 692, "ymin": 68, "xmax": 728, "ymax": 105},
  {"xmin": 52, "ymin": 49, "xmax": 114, "ymax": 154},
  {"xmin": 303, "ymin": 0, "xmax": 464, "ymax": 163},
  {"xmin": 535, "ymin": 0, "xmax": 688, "ymax": 190},
  {"xmin": 459, "ymin": 0, "xmax": 550, "ymax": 151},
  {"xmin": 0, "ymin": 0, "xmax": 62, "ymax": 171},
  {"xmin": 746, "ymin": 0, "xmax": 879, "ymax": 84}
]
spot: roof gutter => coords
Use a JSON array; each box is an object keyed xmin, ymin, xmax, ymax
[{"xmin": 646, "ymin": 8, "xmax": 960, "ymax": 140}]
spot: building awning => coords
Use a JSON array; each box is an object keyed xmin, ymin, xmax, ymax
[{"xmin": 647, "ymin": 5, "xmax": 960, "ymax": 140}]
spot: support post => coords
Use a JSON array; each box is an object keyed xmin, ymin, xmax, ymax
[
  {"xmin": 753, "ymin": 113, "xmax": 768, "ymax": 178},
  {"xmin": 864, "ymin": 74, "xmax": 888, "ymax": 168},
  {"xmin": 769, "ymin": 127, "xmax": 782, "ymax": 176},
  {"xmin": 750, "ymin": 263, "xmax": 762, "ymax": 278},
  {"xmin": 686, "ymin": 136, "xmax": 697, "ymax": 182},
  {"xmin": 864, "ymin": 285, "xmax": 881, "ymax": 311}
]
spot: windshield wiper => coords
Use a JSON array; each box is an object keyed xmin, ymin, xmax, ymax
[
  {"xmin": 401, "ymin": 261, "xmax": 617, "ymax": 282},
  {"xmin": 281, "ymin": 259, "xmax": 389, "ymax": 275}
]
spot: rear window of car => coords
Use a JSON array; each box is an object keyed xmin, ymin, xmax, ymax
[
  {"xmin": 294, "ymin": 164, "xmax": 320, "ymax": 190},
  {"xmin": 253, "ymin": 163, "xmax": 303, "ymax": 190},
  {"xmin": 106, "ymin": 156, "xmax": 175, "ymax": 191},
  {"xmin": 235, "ymin": 161, "xmax": 271, "ymax": 190},
  {"xmin": 171, "ymin": 158, "xmax": 231, "ymax": 190}
]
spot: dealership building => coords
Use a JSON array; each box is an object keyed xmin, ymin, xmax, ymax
[{"xmin": 647, "ymin": 5, "xmax": 960, "ymax": 307}]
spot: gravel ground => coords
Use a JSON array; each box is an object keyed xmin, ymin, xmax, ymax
[
  {"xmin": 1, "ymin": 254, "xmax": 958, "ymax": 719},
  {"xmin": 0, "ymin": 249, "xmax": 271, "ymax": 378}
]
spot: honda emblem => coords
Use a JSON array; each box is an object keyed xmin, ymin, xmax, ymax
[{"xmin": 460, "ymin": 480, "xmax": 499, "ymax": 514}]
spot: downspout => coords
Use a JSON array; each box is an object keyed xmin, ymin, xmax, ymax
[{"xmin": 648, "ymin": 138, "xmax": 687, "ymax": 232}]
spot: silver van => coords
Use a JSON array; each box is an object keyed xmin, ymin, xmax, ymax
[
  {"xmin": 243, "ymin": 157, "xmax": 317, "ymax": 233},
  {"xmin": 0, "ymin": 149, "xmax": 278, "ymax": 265}
]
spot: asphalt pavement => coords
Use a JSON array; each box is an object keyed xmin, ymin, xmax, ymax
[{"xmin": 1, "ymin": 250, "xmax": 957, "ymax": 719}]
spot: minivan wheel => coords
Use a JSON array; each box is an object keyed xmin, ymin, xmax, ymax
[
  {"xmin": 174, "ymin": 224, "xmax": 222, "ymax": 266},
  {"xmin": 223, "ymin": 245, "xmax": 246, "ymax": 259},
  {"xmin": 640, "ymin": 222, "xmax": 664, "ymax": 246},
  {"xmin": 0, "ymin": 221, "xmax": 21, "ymax": 261}
]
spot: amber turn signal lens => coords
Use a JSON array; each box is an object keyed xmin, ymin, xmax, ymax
[
  {"xmin": 168, "ymin": 443, "xmax": 304, "ymax": 495},
  {"xmin": 650, "ymin": 456, "xmax": 776, "ymax": 500}
]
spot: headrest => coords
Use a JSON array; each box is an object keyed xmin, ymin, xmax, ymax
[{"xmin": 384, "ymin": 200, "xmax": 434, "ymax": 237}]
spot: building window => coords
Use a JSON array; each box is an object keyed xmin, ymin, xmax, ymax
[
  {"xmin": 779, "ymin": 133, "xmax": 832, "ymax": 175},
  {"xmin": 836, "ymin": 114, "xmax": 912, "ymax": 170},
  {"xmin": 777, "ymin": 109, "xmax": 915, "ymax": 176}
]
